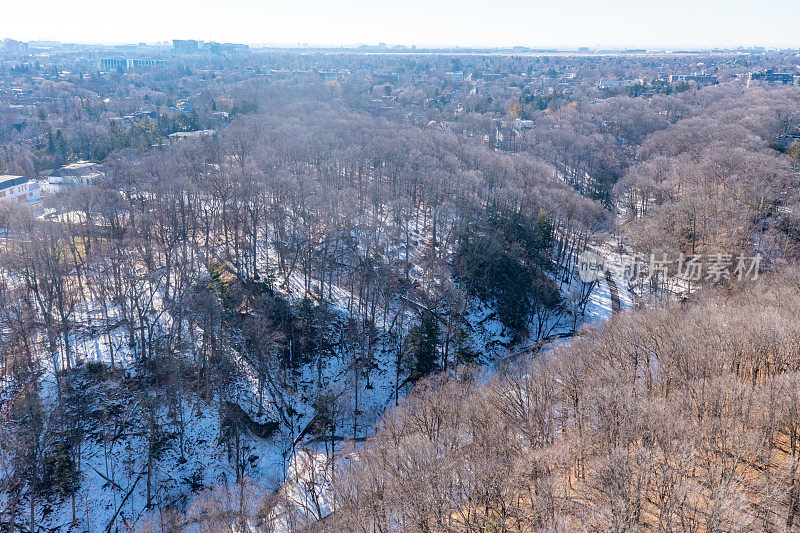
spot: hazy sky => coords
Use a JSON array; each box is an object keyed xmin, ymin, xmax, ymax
[{"xmin": 3, "ymin": 0, "xmax": 799, "ymax": 49}]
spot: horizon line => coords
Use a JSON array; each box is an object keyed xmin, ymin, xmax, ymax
[{"xmin": 4, "ymin": 38, "xmax": 799, "ymax": 53}]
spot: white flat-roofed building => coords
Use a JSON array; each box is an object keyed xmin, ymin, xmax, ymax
[
  {"xmin": 48, "ymin": 161, "xmax": 104, "ymax": 187},
  {"xmin": 167, "ymin": 129, "xmax": 216, "ymax": 143},
  {"xmin": 0, "ymin": 176, "xmax": 41, "ymax": 207}
]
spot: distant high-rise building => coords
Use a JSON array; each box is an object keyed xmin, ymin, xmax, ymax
[
  {"xmin": 749, "ymin": 70, "xmax": 796, "ymax": 85},
  {"xmin": 99, "ymin": 58, "xmax": 166, "ymax": 71},
  {"xmin": 100, "ymin": 58, "xmax": 127, "ymax": 70},
  {"xmin": 2, "ymin": 38, "xmax": 29, "ymax": 56},
  {"xmin": 205, "ymin": 42, "xmax": 249, "ymax": 56},
  {"xmin": 173, "ymin": 39, "xmax": 200, "ymax": 53}
]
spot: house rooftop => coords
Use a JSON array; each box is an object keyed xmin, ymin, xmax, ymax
[
  {"xmin": 0, "ymin": 175, "xmax": 28, "ymax": 189},
  {"xmin": 60, "ymin": 160, "xmax": 99, "ymax": 170}
]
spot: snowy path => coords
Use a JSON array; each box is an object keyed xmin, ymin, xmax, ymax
[{"xmin": 605, "ymin": 270, "xmax": 622, "ymax": 314}]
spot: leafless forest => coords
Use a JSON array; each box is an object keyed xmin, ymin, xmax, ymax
[{"xmin": 1, "ymin": 47, "xmax": 800, "ymax": 532}]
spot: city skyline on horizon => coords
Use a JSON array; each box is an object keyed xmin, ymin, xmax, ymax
[
  {"xmin": 5, "ymin": 39, "xmax": 798, "ymax": 53},
  {"xmin": 3, "ymin": 0, "xmax": 799, "ymax": 50}
]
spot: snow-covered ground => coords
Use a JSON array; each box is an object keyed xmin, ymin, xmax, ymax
[{"xmin": 1, "ymin": 201, "xmax": 631, "ymax": 532}]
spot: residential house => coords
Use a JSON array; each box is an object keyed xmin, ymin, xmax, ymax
[
  {"xmin": 167, "ymin": 129, "xmax": 216, "ymax": 143},
  {"xmin": 48, "ymin": 161, "xmax": 104, "ymax": 187},
  {"xmin": 0, "ymin": 176, "xmax": 40, "ymax": 208}
]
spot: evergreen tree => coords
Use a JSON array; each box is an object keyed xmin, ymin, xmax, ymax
[{"xmin": 403, "ymin": 311, "xmax": 440, "ymax": 382}]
